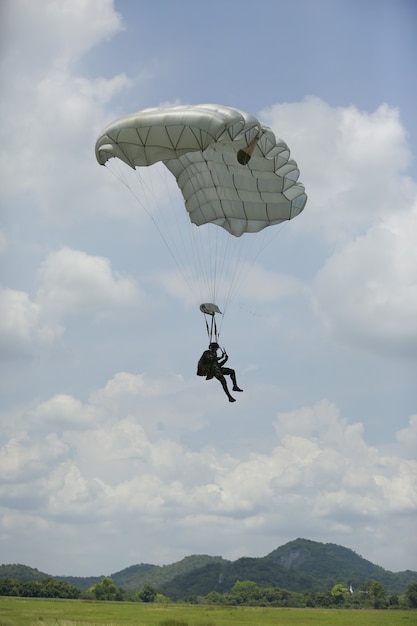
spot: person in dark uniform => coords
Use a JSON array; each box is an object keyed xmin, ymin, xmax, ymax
[{"xmin": 197, "ymin": 342, "xmax": 243, "ymax": 402}]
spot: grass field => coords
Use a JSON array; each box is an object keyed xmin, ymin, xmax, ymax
[{"xmin": 0, "ymin": 598, "xmax": 416, "ymax": 626}]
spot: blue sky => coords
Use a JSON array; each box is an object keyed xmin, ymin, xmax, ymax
[{"xmin": 1, "ymin": 0, "xmax": 416, "ymax": 577}]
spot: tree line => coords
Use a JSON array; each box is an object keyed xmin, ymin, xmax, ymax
[
  {"xmin": 200, "ymin": 579, "xmax": 417, "ymax": 610},
  {"xmin": 0, "ymin": 577, "xmax": 156, "ymax": 603},
  {"xmin": 1, "ymin": 575, "xmax": 416, "ymax": 610}
]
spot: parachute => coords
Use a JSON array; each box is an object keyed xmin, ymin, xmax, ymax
[{"xmin": 95, "ymin": 104, "xmax": 307, "ymax": 342}]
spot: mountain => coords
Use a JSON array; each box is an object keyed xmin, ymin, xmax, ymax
[
  {"xmin": 1, "ymin": 539, "xmax": 416, "ymax": 598},
  {"xmin": 264, "ymin": 538, "xmax": 416, "ymax": 594},
  {"xmin": 0, "ymin": 564, "xmax": 50, "ymax": 583},
  {"xmin": 0, "ymin": 563, "xmax": 104, "ymax": 590},
  {"xmin": 110, "ymin": 555, "xmax": 226, "ymax": 592},
  {"xmin": 157, "ymin": 556, "xmax": 316, "ymax": 599}
]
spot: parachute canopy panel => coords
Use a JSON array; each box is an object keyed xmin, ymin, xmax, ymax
[
  {"xmin": 95, "ymin": 104, "xmax": 259, "ymax": 168},
  {"xmin": 95, "ymin": 104, "xmax": 307, "ymax": 237}
]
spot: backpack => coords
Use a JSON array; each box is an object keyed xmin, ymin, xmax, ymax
[{"xmin": 197, "ymin": 351, "xmax": 211, "ymax": 376}]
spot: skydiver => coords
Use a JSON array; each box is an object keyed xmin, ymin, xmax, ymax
[{"xmin": 197, "ymin": 342, "xmax": 243, "ymax": 402}]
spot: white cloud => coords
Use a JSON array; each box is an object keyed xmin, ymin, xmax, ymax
[
  {"xmin": 36, "ymin": 247, "xmax": 140, "ymax": 315},
  {"xmin": 0, "ymin": 432, "xmax": 67, "ymax": 483},
  {"xmin": 238, "ymin": 264, "xmax": 305, "ymax": 303},
  {"xmin": 260, "ymin": 98, "xmax": 417, "ymax": 358},
  {"xmin": 0, "ymin": 288, "xmax": 41, "ymax": 341},
  {"xmin": 0, "ymin": 67, "xmax": 132, "ymax": 220},
  {"xmin": 261, "ymin": 97, "xmax": 414, "ymax": 243},
  {"xmin": 2, "ymin": 0, "xmax": 123, "ymax": 70},
  {"xmin": 396, "ymin": 414, "xmax": 417, "ymax": 457},
  {"xmin": 1, "ymin": 385, "xmax": 416, "ymax": 571},
  {"xmin": 86, "ymin": 371, "xmax": 207, "ymax": 439},
  {"xmin": 0, "ymin": 247, "xmax": 146, "ymax": 358},
  {"xmin": 90, "ymin": 371, "xmax": 165, "ymax": 403},
  {"xmin": 1, "ymin": 0, "xmax": 416, "ymax": 579},
  {"xmin": 0, "ymin": 287, "xmax": 62, "ymax": 356},
  {"xmin": 1, "ymin": 0, "xmax": 131, "ymax": 220},
  {"xmin": 29, "ymin": 394, "xmax": 98, "ymax": 430},
  {"xmin": 312, "ymin": 201, "xmax": 417, "ymax": 356}
]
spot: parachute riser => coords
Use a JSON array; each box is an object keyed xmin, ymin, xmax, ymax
[
  {"xmin": 200, "ymin": 302, "xmax": 223, "ymax": 346},
  {"xmin": 204, "ymin": 312, "xmax": 221, "ymax": 346}
]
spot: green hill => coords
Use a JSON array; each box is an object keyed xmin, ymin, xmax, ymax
[
  {"xmin": 1, "ymin": 539, "xmax": 416, "ymax": 599},
  {"xmin": 158, "ymin": 556, "xmax": 316, "ymax": 599},
  {"xmin": 0, "ymin": 564, "xmax": 49, "ymax": 583},
  {"xmin": 264, "ymin": 538, "xmax": 416, "ymax": 594},
  {"xmin": 110, "ymin": 555, "xmax": 226, "ymax": 592}
]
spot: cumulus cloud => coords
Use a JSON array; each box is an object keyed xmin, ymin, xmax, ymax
[
  {"xmin": 1, "ymin": 0, "xmax": 416, "ymax": 578},
  {"xmin": 260, "ymin": 98, "xmax": 417, "ymax": 358},
  {"xmin": 0, "ymin": 287, "xmax": 62, "ymax": 356},
  {"xmin": 261, "ymin": 97, "xmax": 414, "ymax": 243},
  {"xmin": 1, "ymin": 381, "xmax": 416, "ymax": 572},
  {"xmin": 236, "ymin": 264, "xmax": 305, "ymax": 303},
  {"xmin": 1, "ymin": 0, "xmax": 123, "ymax": 70},
  {"xmin": 0, "ymin": 247, "xmax": 144, "ymax": 358},
  {"xmin": 312, "ymin": 201, "xmax": 417, "ymax": 356},
  {"xmin": 29, "ymin": 394, "xmax": 98, "ymax": 430},
  {"xmin": 396, "ymin": 414, "xmax": 417, "ymax": 457},
  {"xmin": 0, "ymin": 0, "xmax": 131, "ymax": 218},
  {"xmin": 90, "ymin": 371, "xmax": 166, "ymax": 405},
  {"xmin": 0, "ymin": 432, "xmax": 67, "ymax": 483},
  {"xmin": 36, "ymin": 247, "xmax": 140, "ymax": 315}
]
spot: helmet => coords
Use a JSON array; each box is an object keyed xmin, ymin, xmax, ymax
[{"xmin": 209, "ymin": 342, "xmax": 219, "ymax": 350}]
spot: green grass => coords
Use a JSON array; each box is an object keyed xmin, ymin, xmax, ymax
[{"xmin": 0, "ymin": 597, "xmax": 415, "ymax": 626}]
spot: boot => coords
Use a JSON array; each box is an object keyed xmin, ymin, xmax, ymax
[{"xmin": 231, "ymin": 371, "xmax": 243, "ymax": 392}]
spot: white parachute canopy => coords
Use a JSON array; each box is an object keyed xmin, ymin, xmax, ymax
[
  {"xmin": 95, "ymin": 104, "xmax": 307, "ymax": 332},
  {"xmin": 96, "ymin": 104, "xmax": 306, "ymax": 236}
]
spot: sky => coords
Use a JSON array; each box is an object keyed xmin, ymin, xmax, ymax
[{"xmin": 0, "ymin": 0, "xmax": 416, "ymax": 578}]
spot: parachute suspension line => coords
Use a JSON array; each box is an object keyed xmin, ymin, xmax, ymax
[
  {"xmin": 211, "ymin": 225, "xmax": 226, "ymax": 339},
  {"xmin": 208, "ymin": 131, "xmax": 291, "ymax": 314},
  {"xmin": 150, "ymin": 163, "xmax": 204, "ymax": 303},
  {"xmin": 147, "ymin": 162, "xmax": 223, "ymax": 311},
  {"xmin": 190, "ymin": 148, "xmax": 236, "ymax": 316},
  {"xmin": 220, "ymin": 229, "xmax": 245, "ymax": 309},
  {"xmin": 114, "ymin": 155, "xmax": 234, "ymax": 327},
  {"xmin": 189, "ymin": 223, "xmax": 215, "ymax": 305},
  {"xmin": 222, "ymin": 220, "xmax": 291, "ymax": 311},
  {"xmin": 210, "ymin": 218, "xmax": 221, "ymax": 307},
  {"xmin": 106, "ymin": 160, "xmax": 290, "ymax": 325},
  {"xmin": 228, "ymin": 226, "xmax": 278, "ymax": 310},
  {"xmin": 188, "ymin": 214, "xmax": 250, "ymax": 329},
  {"xmin": 189, "ymin": 159, "xmax": 236, "ymax": 319},
  {"xmin": 106, "ymin": 162, "xmax": 200, "ymax": 302},
  {"xmin": 210, "ymin": 147, "xmax": 255, "ymax": 315},
  {"xmin": 96, "ymin": 104, "xmax": 307, "ymax": 351},
  {"xmin": 189, "ymin": 222, "xmax": 235, "ymax": 342},
  {"xmin": 191, "ymin": 217, "xmax": 224, "ymax": 340},
  {"xmin": 186, "ymin": 218, "xmax": 221, "ymax": 311}
]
